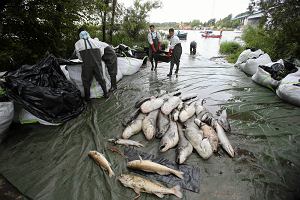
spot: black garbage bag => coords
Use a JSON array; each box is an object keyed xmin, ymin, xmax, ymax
[
  {"xmin": 259, "ymin": 60, "xmax": 298, "ymax": 81},
  {"xmin": 154, "ymin": 50, "xmax": 171, "ymax": 63},
  {"xmin": 1, "ymin": 55, "xmax": 86, "ymax": 124}
]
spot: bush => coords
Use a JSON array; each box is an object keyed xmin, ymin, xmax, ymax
[
  {"xmin": 220, "ymin": 41, "xmax": 242, "ymax": 54},
  {"xmin": 219, "ymin": 41, "xmax": 244, "ymax": 63}
]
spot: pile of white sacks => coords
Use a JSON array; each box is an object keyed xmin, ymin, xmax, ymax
[
  {"xmin": 235, "ymin": 49, "xmax": 300, "ymax": 107},
  {"xmin": 17, "ymin": 57, "xmax": 144, "ymax": 125}
]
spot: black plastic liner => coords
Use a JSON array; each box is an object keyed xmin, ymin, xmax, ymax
[
  {"xmin": 124, "ymin": 147, "xmax": 201, "ymax": 193},
  {"xmin": 1, "ymin": 55, "xmax": 86, "ymax": 124},
  {"xmin": 259, "ymin": 60, "xmax": 298, "ymax": 81}
]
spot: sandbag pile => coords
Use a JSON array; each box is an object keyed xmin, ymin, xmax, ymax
[
  {"xmin": 235, "ymin": 49, "xmax": 271, "ymax": 75},
  {"xmin": 120, "ymin": 93, "xmax": 234, "ymax": 164}
]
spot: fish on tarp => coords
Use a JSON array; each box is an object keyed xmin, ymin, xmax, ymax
[
  {"xmin": 140, "ymin": 97, "xmax": 164, "ymax": 113},
  {"xmin": 179, "ymin": 102, "xmax": 196, "ymax": 122},
  {"xmin": 176, "ymin": 122, "xmax": 193, "ymax": 164},
  {"xmin": 108, "ymin": 138, "xmax": 144, "ymax": 147},
  {"xmin": 122, "ymin": 113, "xmax": 145, "ymax": 139},
  {"xmin": 195, "ymin": 103, "xmax": 215, "ymax": 126},
  {"xmin": 213, "ymin": 121, "xmax": 234, "ymax": 157},
  {"xmin": 118, "ymin": 174, "xmax": 183, "ymax": 199},
  {"xmin": 184, "ymin": 118, "xmax": 213, "ymax": 159},
  {"xmin": 142, "ymin": 109, "xmax": 159, "ymax": 140},
  {"xmin": 218, "ymin": 109, "xmax": 231, "ymax": 132},
  {"xmin": 194, "ymin": 119, "xmax": 218, "ymax": 152},
  {"xmin": 180, "ymin": 93, "xmax": 199, "ymax": 102},
  {"xmin": 88, "ymin": 151, "xmax": 115, "ymax": 177},
  {"xmin": 161, "ymin": 96, "xmax": 182, "ymax": 115},
  {"xmin": 156, "ymin": 111, "xmax": 170, "ymax": 138},
  {"xmin": 160, "ymin": 119, "xmax": 179, "ymax": 152},
  {"xmin": 171, "ymin": 108, "xmax": 180, "ymax": 121},
  {"xmin": 127, "ymin": 156, "xmax": 184, "ymax": 179}
]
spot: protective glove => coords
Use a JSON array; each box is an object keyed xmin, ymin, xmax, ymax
[
  {"xmin": 151, "ymin": 44, "xmax": 157, "ymax": 53},
  {"xmin": 167, "ymin": 49, "xmax": 173, "ymax": 57}
]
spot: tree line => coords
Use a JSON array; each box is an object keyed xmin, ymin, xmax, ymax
[{"xmin": 0, "ymin": 0, "xmax": 161, "ymax": 70}]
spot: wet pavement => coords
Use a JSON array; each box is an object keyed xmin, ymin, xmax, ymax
[{"xmin": 0, "ymin": 31, "xmax": 300, "ymax": 200}]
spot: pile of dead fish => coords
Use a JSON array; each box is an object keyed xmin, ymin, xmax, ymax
[{"xmin": 121, "ymin": 92, "xmax": 234, "ymax": 164}]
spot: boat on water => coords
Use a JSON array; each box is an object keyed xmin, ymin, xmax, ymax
[
  {"xmin": 201, "ymin": 34, "xmax": 222, "ymax": 38},
  {"xmin": 176, "ymin": 31, "xmax": 187, "ymax": 40},
  {"xmin": 200, "ymin": 30, "xmax": 213, "ymax": 34}
]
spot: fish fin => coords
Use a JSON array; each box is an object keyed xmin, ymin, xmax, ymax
[
  {"xmin": 133, "ymin": 189, "xmax": 141, "ymax": 200},
  {"xmin": 172, "ymin": 185, "xmax": 183, "ymax": 198},
  {"xmin": 154, "ymin": 193, "xmax": 164, "ymax": 198},
  {"xmin": 108, "ymin": 169, "xmax": 115, "ymax": 177},
  {"xmin": 138, "ymin": 155, "xmax": 143, "ymax": 162},
  {"xmin": 173, "ymin": 170, "xmax": 184, "ymax": 179}
]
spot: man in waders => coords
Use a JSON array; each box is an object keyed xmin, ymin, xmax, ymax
[
  {"xmin": 147, "ymin": 25, "xmax": 161, "ymax": 71},
  {"xmin": 94, "ymin": 38, "xmax": 118, "ymax": 92},
  {"xmin": 75, "ymin": 31, "xmax": 109, "ymax": 100},
  {"xmin": 190, "ymin": 41, "xmax": 197, "ymax": 55},
  {"xmin": 167, "ymin": 28, "xmax": 182, "ymax": 76}
]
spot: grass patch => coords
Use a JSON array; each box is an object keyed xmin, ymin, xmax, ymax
[{"xmin": 220, "ymin": 41, "xmax": 244, "ymax": 63}]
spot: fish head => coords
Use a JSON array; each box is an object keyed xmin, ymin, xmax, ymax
[
  {"xmin": 176, "ymin": 151, "xmax": 186, "ymax": 164},
  {"xmin": 218, "ymin": 115, "xmax": 231, "ymax": 132},
  {"xmin": 159, "ymin": 138, "xmax": 170, "ymax": 152},
  {"xmin": 88, "ymin": 150, "xmax": 98, "ymax": 157},
  {"xmin": 107, "ymin": 138, "xmax": 117, "ymax": 143},
  {"xmin": 118, "ymin": 174, "xmax": 132, "ymax": 186},
  {"xmin": 127, "ymin": 160, "xmax": 139, "ymax": 168}
]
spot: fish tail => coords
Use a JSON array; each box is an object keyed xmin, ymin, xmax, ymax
[
  {"xmin": 173, "ymin": 170, "xmax": 184, "ymax": 179},
  {"xmin": 108, "ymin": 169, "xmax": 115, "ymax": 177},
  {"xmin": 172, "ymin": 185, "xmax": 183, "ymax": 198}
]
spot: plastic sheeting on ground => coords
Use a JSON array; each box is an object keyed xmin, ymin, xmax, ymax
[
  {"xmin": 276, "ymin": 68, "xmax": 300, "ymax": 107},
  {"xmin": 0, "ymin": 102, "xmax": 13, "ymax": 143},
  {"xmin": 18, "ymin": 109, "xmax": 60, "ymax": 126},
  {"xmin": 1, "ymin": 55, "xmax": 85, "ymax": 124},
  {"xmin": 0, "ymin": 52, "xmax": 299, "ymax": 200},
  {"xmin": 124, "ymin": 147, "xmax": 200, "ymax": 192}
]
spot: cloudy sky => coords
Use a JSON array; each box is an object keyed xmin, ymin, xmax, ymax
[{"xmin": 118, "ymin": 0, "xmax": 250, "ymax": 22}]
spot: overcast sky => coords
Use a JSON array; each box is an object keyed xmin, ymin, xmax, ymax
[{"xmin": 118, "ymin": 0, "xmax": 250, "ymax": 22}]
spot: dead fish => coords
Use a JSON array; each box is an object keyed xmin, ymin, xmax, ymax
[
  {"xmin": 122, "ymin": 113, "xmax": 145, "ymax": 139},
  {"xmin": 194, "ymin": 119, "xmax": 218, "ymax": 152},
  {"xmin": 127, "ymin": 156, "xmax": 184, "ymax": 179},
  {"xmin": 184, "ymin": 119, "xmax": 213, "ymax": 159},
  {"xmin": 195, "ymin": 103, "xmax": 216, "ymax": 126},
  {"xmin": 135, "ymin": 96, "xmax": 152, "ymax": 108},
  {"xmin": 140, "ymin": 97, "xmax": 164, "ymax": 114},
  {"xmin": 156, "ymin": 111, "xmax": 170, "ymax": 138},
  {"xmin": 218, "ymin": 109, "xmax": 231, "ymax": 132},
  {"xmin": 142, "ymin": 109, "xmax": 159, "ymax": 140},
  {"xmin": 108, "ymin": 138, "xmax": 144, "ymax": 147},
  {"xmin": 160, "ymin": 119, "xmax": 179, "ymax": 152},
  {"xmin": 214, "ymin": 121, "xmax": 235, "ymax": 157},
  {"xmin": 176, "ymin": 123, "xmax": 193, "ymax": 164},
  {"xmin": 121, "ymin": 108, "xmax": 140, "ymax": 127},
  {"xmin": 180, "ymin": 93, "xmax": 198, "ymax": 102},
  {"xmin": 179, "ymin": 102, "xmax": 196, "ymax": 122},
  {"xmin": 161, "ymin": 96, "xmax": 182, "ymax": 115},
  {"xmin": 177, "ymin": 102, "xmax": 184, "ymax": 111},
  {"xmin": 171, "ymin": 109, "xmax": 180, "ymax": 121},
  {"xmin": 118, "ymin": 174, "xmax": 183, "ymax": 199},
  {"xmin": 88, "ymin": 151, "xmax": 115, "ymax": 177}
]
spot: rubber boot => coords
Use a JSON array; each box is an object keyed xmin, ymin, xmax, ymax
[
  {"xmin": 167, "ymin": 63, "xmax": 174, "ymax": 77},
  {"xmin": 109, "ymin": 75, "xmax": 117, "ymax": 92},
  {"xmin": 150, "ymin": 60, "xmax": 154, "ymax": 71},
  {"xmin": 154, "ymin": 60, "xmax": 158, "ymax": 71},
  {"xmin": 175, "ymin": 64, "xmax": 180, "ymax": 74}
]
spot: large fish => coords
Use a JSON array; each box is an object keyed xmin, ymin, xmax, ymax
[
  {"xmin": 218, "ymin": 109, "xmax": 231, "ymax": 132},
  {"xmin": 140, "ymin": 97, "xmax": 164, "ymax": 114},
  {"xmin": 214, "ymin": 121, "xmax": 235, "ymax": 157},
  {"xmin": 184, "ymin": 119, "xmax": 213, "ymax": 159},
  {"xmin": 88, "ymin": 151, "xmax": 115, "ymax": 177},
  {"xmin": 108, "ymin": 138, "xmax": 144, "ymax": 147},
  {"xmin": 160, "ymin": 119, "xmax": 179, "ymax": 152},
  {"xmin": 176, "ymin": 123, "xmax": 193, "ymax": 164},
  {"xmin": 179, "ymin": 102, "xmax": 196, "ymax": 122},
  {"xmin": 127, "ymin": 157, "xmax": 184, "ymax": 179},
  {"xmin": 161, "ymin": 96, "xmax": 182, "ymax": 115},
  {"xmin": 195, "ymin": 103, "xmax": 216, "ymax": 126},
  {"xmin": 156, "ymin": 111, "xmax": 170, "ymax": 138},
  {"xmin": 171, "ymin": 108, "xmax": 180, "ymax": 121},
  {"xmin": 122, "ymin": 113, "xmax": 145, "ymax": 139},
  {"xmin": 194, "ymin": 119, "xmax": 218, "ymax": 152},
  {"xmin": 118, "ymin": 174, "xmax": 183, "ymax": 199},
  {"xmin": 142, "ymin": 109, "xmax": 159, "ymax": 140}
]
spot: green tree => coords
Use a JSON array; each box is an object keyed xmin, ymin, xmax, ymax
[{"xmin": 190, "ymin": 20, "xmax": 201, "ymax": 28}]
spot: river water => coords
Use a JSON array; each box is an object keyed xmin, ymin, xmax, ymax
[{"xmin": 0, "ymin": 31, "xmax": 299, "ymax": 200}]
